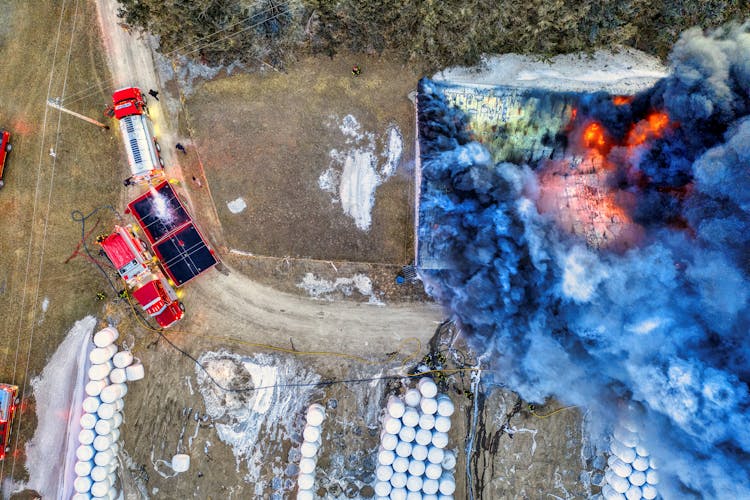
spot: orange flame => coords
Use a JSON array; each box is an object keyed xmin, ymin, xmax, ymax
[
  {"xmin": 613, "ymin": 96, "xmax": 634, "ymax": 106},
  {"xmin": 627, "ymin": 112, "xmax": 670, "ymax": 146},
  {"xmin": 583, "ymin": 122, "xmax": 608, "ymax": 150}
]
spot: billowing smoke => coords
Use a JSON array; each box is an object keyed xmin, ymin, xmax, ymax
[{"xmin": 418, "ymin": 23, "xmax": 750, "ymax": 498}]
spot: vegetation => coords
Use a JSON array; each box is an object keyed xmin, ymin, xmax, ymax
[{"xmin": 117, "ymin": 0, "xmax": 749, "ymax": 70}]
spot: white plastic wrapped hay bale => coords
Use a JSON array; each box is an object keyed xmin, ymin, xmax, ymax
[
  {"xmin": 404, "ymin": 388, "xmax": 421, "ymax": 408},
  {"xmin": 393, "ymin": 456, "xmax": 410, "ymax": 473},
  {"xmin": 76, "ymin": 444, "xmax": 95, "ymax": 462},
  {"xmin": 390, "ymin": 487, "xmax": 407, "ymax": 500},
  {"xmin": 425, "ymin": 462, "xmax": 442, "ymax": 480},
  {"xmin": 629, "ymin": 470, "xmax": 646, "ymax": 487},
  {"xmin": 74, "ymin": 460, "xmax": 94, "ymax": 477},
  {"xmin": 80, "ymin": 412, "xmax": 98, "ymax": 430},
  {"xmin": 642, "ymin": 483, "xmax": 658, "ymax": 499},
  {"xmin": 427, "ymin": 446, "xmax": 444, "ymax": 465},
  {"xmin": 374, "ymin": 480, "xmax": 392, "ymax": 497},
  {"xmin": 90, "ymin": 479, "xmax": 111, "ymax": 498},
  {"xmin": 82, "ymin": 396, "xmax": 101, "ymax": 414},
  {"xmin": 433, "ymin": 415, "xmax": 451, "ymax": 433},
  {"xmin": 431, "ymin": 431, "xmax": 449, "ymax": 449},
  {"xmin": 109, "ymin": 368, "xmax": 127, "ymax": 384},
  {"xmin": 390, "ymin": 471, "xmax": 408, "ymax": 489},
  {"xmin": 111, "ymin": 412, "xmax": 123, "ymax": 429},
  {"xmin": 408, "ymin": 458, "xmax": 425, "ymax": 476},
  {"xmin": 302, "ymin": 425, "xmax": 320, "ymax": 442},
  {"xmin": 93, "ymin": 449, "xmax": 114, "ymax": 467},
  {"xmin": 418, "ymin": 378, "xmax": 438, "ymax": 398},
  {"xmin": 306, "ymin": 403, "xmax": 326, "ymax": 426},
  {"xmin": 97, "ymin": 403, "xmax": 115, "ymax": 420},
  {"xmin": 610, "ymin": 438, "xmax": 636, "ymax": 463},
  {"xmin": 624, "ymin": 484, "xmax": 642, "ymax": 500},
  {"xmin": 94, "ymin": 327, "xmax": 119, "ymax": 347},
  {"xmin": 78, "ymin": 429, "xmax": 95, "ymax": 446},
  {"xmin": 125, "ymin": 360, "xmax": 145, "ymax": 381},
  {"xmin": 406, "ymin": 475, "xmax": 423, "ymax": 492},
  {"xmin": 300, "ymin": 440, "xmax": 320, "ymax": 458},
  {"xmin": 395, "ymin": 441, "xmax": 412, "ymax": 458},
  {"xmin": 88, "ymin": 362, "xmax": 112, "ymax": 382},
  {"xmin": 381, "ymin": 431, "xmax": 398, "ymax": 451},
  {"xmin": 646, "ymin": 469, "xmax": 659, "ymax": 485},
  {"xmin": 297, "ymin": 472, "xmax": 314, "ymax": 490},
  {"xmin": 95, "ymin": 418, "xmax": 113, "ymax": 436},
  {"xmin": 441, "ymin": 450, "xmax": 456, "ymax": 471},
  {"xmin": 601, "ymin": 484, "xmax": 626, "ymax": 500},
  {"xmin": 605, "ymin": 469, "xmax": 630, "ymax": 494},
  {"xmin": 299, "ymin": 457, "xmax": 316, "ymax": 475},
  {"xmin": 402, "ymin": 407, "xmax": 419, "ymax": 428},
  {"xmin": 100, "ymin": 383, "xmax": 127, "ymax": 404},
  {"xmin": 436, "ymin": 394, "xmax": 454, "ymax": 417},
  {"xmin": 90, "ymin": 464, "xmax": 108, "ymax": 482},
  {"xmin": 608, "ymin": 455, "xmax": 632, "ymax": 478},
  {"xmin": 411, "ymin": 443, "xmax": 428, "ymax": 461},
  {"xmin": 297, "ymin": 489, "xmax": 314, "ymax": 500},
  {"xmin": 419, "ymin": 413, "xmax": 435, "ymax": 431},
  {"xmin": 376, "ymin": 464, "xmax": 394, "ymax": 482},
  {"xmin": 171, "ymin": 453, "xmax": 190, "ymax": 472},
  {"xmin": 384, "ymin": 415, "xmax": 402, "ymax": 435},
  {"xmin": 85, "ymin": 379, "xmax": 107, "ymax": 398},
  {"xmin": 406, "ymin": 491, "xmax": 423, "ymax": 500},
  {"xmin": 89, "ymin": 345, "xmax": 117, "ymax": 365},
  {"xmin": 438, "ymin": 472, "xmax": 456, "ymax": 495},
  {"xmin": 631, "ymin": 454, "xmax": 649, "ymax": 472},
  {"xmin": 415, "ymin": 428, "xmax": 432, "ymax": 447},
  {"xmin": 74, "ymin": 476, "xmax": 92, "ymax": 494},
  {"xmin": 378, "ymin": 448, "xmax": 395, "ymax": 466},
  {"xmin": 388, "ymin": 395, "xmax": 406, "ymax": 418},
  {"xmin": 613, "ymin": 425, "xmax": 639, "ymax": 448},
  {"xmin": 93, "ymin": 434, "xmax": 112, "ymax": 452},
  {"xmin": 399, "ymin": 425, "xmax": 416, "ymax": 443},
  {"xmin": 420, "ymin": 397, "xmax": 438, "ymax": 416},
  {"xmin": 422, "ymin": 477, "xmax": 440, "ymax": 494}
]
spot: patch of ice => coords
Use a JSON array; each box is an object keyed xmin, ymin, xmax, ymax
[
  {"xmin": 320, "ymin": 115, "xmax": 403, "ymax": 231},
  {"xmin": 195, "ymin": 352, "xmax": 320, "ymax": 485},
  {"xmin": 24, "ymin": 316, "xmax": 96, "ymax": 499},
  {"xmin": 297, "ymin": 272, "xmax": 384, "ymax": 305},
  {"xmin": 227, "ymin": 197, "xmax": 247, "ymax": 214},
  {"xmin": 339, "ymin": 150, "xmax": 379, "ymax": 230},
  {"xmin": 380, "ymin": 126, "xmax": 403, "ymax": 178},
  {"xmin": 41, "ymin": 297, "xmax": 49, "ymax": 312},
  {"xmin": 434, "ymin": 49, "xmax": 667, "ymax": 94},
  {"xmin": 317, "ymin": 167, "xmax": 340, "ymax": 197}
]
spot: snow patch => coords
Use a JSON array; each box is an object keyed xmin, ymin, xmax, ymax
[
  {"xmin": 297, "ymin": 272, "xmax": 384, "ymax": 305},
  {"xmin": 23, "ymin": 316, "xmax": 96, "ymax": 499},
  {"xmin": 319, "ymin": 115, "xmax": 403, "ymax": 231},
  {"xmin": 227, "ymin": 197, "xmax": 247, "ymax": 214},
  {"xmin": 434, "ymin": 49, "xmax": 667, "ymax": 94},
  {"xmin": 195, "ymin": 352, "xmax": 320, "ymax": 485}
]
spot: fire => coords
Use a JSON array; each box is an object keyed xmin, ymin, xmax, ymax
[
  {"xmin": 627, "ymin": 111, "xmax": 670, "ymax": 146},
  {"xmin": 583, "ymin": 121, "xmax": 608, "ymax": 150},
  {"xmin": 613, "ymin": 96, "xmax": 634, "ymax": 106}
]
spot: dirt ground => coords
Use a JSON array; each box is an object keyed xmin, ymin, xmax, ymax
[
  {"xmin": 0, "ymin": 0, "xmax": 122, "ymax": 487},
  {"xmin": 183, "ymin": 56, "xmax": 420, "ymax": 264}
]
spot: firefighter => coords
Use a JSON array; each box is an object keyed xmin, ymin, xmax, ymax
[
  {"xmin": 351, "ymin": 65, "xmax": 362, "ymax": 77},
  {"xmin": 148, "ymin": 89, "xmax": 159, "ymax": 101},
  {"xmin": 176, "ymin": 143, "xmax": 187, "ymax": 154},
  {"xmin": 96, "ymin": 291, "xmax": 106, "ymax": 301}
]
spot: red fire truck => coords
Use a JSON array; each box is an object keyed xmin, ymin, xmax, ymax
[
  {"xmin": 0, "ymin": 383, "xmax": 19, "ymax": 461},
  {"xmin": 110, "ymin": 87, "xmax": 164, "ymax": 185},
  {"xmin": 99, "ymin": 225, "xmax": 184, "ymax": 328}
]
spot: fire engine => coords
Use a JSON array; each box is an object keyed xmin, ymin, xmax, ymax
[
  {"xmin": 0, "ymin": 383, "xmax": 19, "ymax": 460},
  {"xmin": 110, "ymin": 87, "xmax": 164, "ymax": 185},
  {"xmin": 99, "ymin": 225, "xmax": 184, "ymax": 328}
]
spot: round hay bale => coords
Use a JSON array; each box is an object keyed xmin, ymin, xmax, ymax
[
  {"xmin": 171, "ymin": 454, "xmax": 190, "ymax": 472},
  {"xmin": 74, "ymin": 476, "xmax": 92, "ymax": 494},
  {"xmin": 124, "ymin": 361, "xmax": 144, "ymax": 381},
  {"xmin": 112, "ymin": 351, "xmax": 133, "ymax": 369},
  {"xmin": 76, "ymin": 444, "xmax": 95, "ymax": 462},
  {"xmin": 387, "ymin": 395, "xmax": 406, "ymax": 419},
  {"xmin": 74, "ymin": 460, "xmax": 94, "ymax": 477},
  {"xmin": 418, "ymin": 378, "xmax": 437, "ymax": 398},
  {"xmin": 93, "ymin": 327, "xmax": 119, "ymax": 347}
]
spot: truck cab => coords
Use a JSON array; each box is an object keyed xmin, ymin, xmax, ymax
[
  {"xmin": 0, "ymin": 129, "xmax": 12, "ymax": 188},
  {"xmin": 0, "ymin": 384, "xmax": 19, "ymax": 460},
  {"xmin": 111, "ymin": 87, "xmax": 164, "ymax": 185},
  {"xmin": 99, "ymin": 225, "xmax": 184, "ymax": 328}
]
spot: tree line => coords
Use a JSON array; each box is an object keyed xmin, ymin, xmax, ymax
[{"xmin": 116, "ymin": 0, "xmax": 748, "ymax": 70}]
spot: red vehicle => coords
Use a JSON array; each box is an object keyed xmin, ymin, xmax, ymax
[
  {"xmin": 110, "ymin": 87, "xmax": 164, "ymax": 185},
  {"xmin": 0, "ymin": 384, "xmax": 19, "ymax": 461},
  {"xmin": 99, "ymin": 225, "xmax": 184, "ymax": 328},
  {"xmin": 0, "ymin": 129, "xmax": 12, "ymax": 188}
]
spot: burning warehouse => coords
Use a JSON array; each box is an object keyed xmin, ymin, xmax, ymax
[{"xmin": 414, "ymin": 24, "xmax": 750, "ymax": 499}]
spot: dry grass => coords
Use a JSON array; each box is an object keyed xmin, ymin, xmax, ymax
[{"xmin": 185, "ymin": 54, "xmax": 421, "ymax": 264}]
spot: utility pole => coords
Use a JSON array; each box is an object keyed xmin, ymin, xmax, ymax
[{"xmin": 46, "ymin": 98, "xmax": 110, "ymax": 129}]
